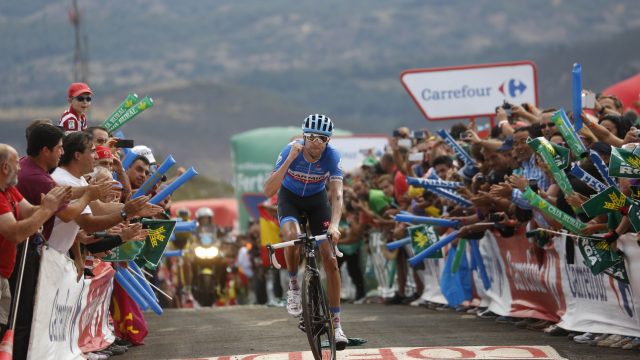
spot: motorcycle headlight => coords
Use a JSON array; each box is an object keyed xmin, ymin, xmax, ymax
[{"xmin": 195, "ymin": 246, "xmax": 219, "ymax": 259}]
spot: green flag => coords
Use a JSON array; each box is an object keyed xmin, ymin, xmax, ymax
[
  {"xmin": 136, "ymin": 219, "xmax": 177, "ymax": 268},
  {"xmin": 602, "ymin": 257, "xmax": 630, "ymax": 284},
  {"xmin": 102, "ymin": 240, "xmax": 145, "ymax": 262},
  {"xmin": 630, "ymin": 185, "xmax": 640, "ymax": 201},
  {"xmin": 581, "ymin": 186, "xmax": 630, "ymax": 218},
  {"xmin": 609, "ymin": 146, "xmax": 640, "ymax": 178},
  {"xmin": 577, "ymin": 235, "xmax": 623, "ymax": 276},
  {"xmin": 408, "ymin": 225, "xmax": 442, "ymax": 258},
  {"xmin": 451, "ymin": 238, "xmax": 467, "ymax": 273}
]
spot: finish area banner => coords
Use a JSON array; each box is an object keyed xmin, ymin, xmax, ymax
[
  {"xmin": 474, "ymin": 230, "xmax": 640, "ymax": 337},
  {"xmin": 27, "ymin": 247, "xmax": 115, "ymax": 360}
]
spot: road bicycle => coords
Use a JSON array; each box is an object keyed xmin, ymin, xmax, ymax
[{"xmin": 267, "ymin": 215, "xmax": 343, "ymax": 360}]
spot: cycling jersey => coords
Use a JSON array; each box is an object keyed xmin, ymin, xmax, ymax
[{"xmin": 273, "ymin": 140, "xmax": 343, "ymax": 197}]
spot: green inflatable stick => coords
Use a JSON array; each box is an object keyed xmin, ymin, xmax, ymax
[
  {"xmin": 104, "ymin": 96, "xmax": 154, "ymax": 132},
  {"xmin": 451, "ymin": 238, "xmax": 467, "ymax": 273},
  {"xmin": 527, "ymin": 137, "xmax": 574, "ymax": 197},
  {"xmin": 550, "ymin": 109, "xmax": 587, "ymax": 158},
  {"xmin": 522, "ymin": 187, "xmax": 587, "ymax": 234},
  {"xmin": 101, "ymin": 93, "xmax": 139, "ymax": 130}
]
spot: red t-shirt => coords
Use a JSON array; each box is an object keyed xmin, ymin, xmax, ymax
[{"xmin": 0, "ymin": 186, "xmax": 24, "ymax": 278}]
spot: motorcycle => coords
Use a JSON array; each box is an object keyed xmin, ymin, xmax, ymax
[{"xmin": 191, "ymin": 231, "xmax": 227, "ymax": 306}]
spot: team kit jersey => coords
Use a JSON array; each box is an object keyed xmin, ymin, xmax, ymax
[
  {"xmin": 58, "ymin": 106, "xmax": 87, "ymax": 132},
  {"xmin": 273, "ymin": 140, "xmax": 344, "ymax": 197}
]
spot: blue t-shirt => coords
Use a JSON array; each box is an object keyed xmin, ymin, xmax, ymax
[{"xmin": 273, "ymin": 140, "xmax": 343, "ymax": 197}]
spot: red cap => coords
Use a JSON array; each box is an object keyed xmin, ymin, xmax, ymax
[
  {"xmin": 68, "ymin": 82, "xmax": 93, "ymax": 98},
  {"xmin": 95, "ymin": 146, "xmax": 113, "ymax": 160}
]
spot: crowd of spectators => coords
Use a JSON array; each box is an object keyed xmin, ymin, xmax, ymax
[{"xmin": 0, "ymin": 82, "xmax": 179, "ymax": 360}]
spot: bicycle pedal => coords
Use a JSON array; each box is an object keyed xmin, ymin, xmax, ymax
[
  {"xmin": 336, "ymin": 342, "xmax": 347, "ymax": 351},
  {"xmin": 298, "ymin": 317, "xmax": 306, "ymax": 333}
]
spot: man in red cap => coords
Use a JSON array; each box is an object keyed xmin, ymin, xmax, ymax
[
  {"xmin": 95, "ymin": 145, "xmax": 114, "ymax": 169},
  {"xmin": 59, "ymin": 82, "xmax": 93, "ymax": 132}
]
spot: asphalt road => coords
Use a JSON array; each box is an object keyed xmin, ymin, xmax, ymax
[{"xmin": 120, "ymin": 303, "xmax": 636, "ymax": 360}]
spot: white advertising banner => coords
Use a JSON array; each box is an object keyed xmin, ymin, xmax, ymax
[
  {"xmin": 476, "ymin": 231, "xmax": 512, "ymax": 316},
  {"xmin": 28, "ymin": 247, "xmax": 115, "ymax": 360},
  {"xmin": 401, "ymin": 61, "xmax": 538, "ymax": 120},
  {"xmin": 558, "ymin": 233, "xmax": 640, "ymax": 337}
]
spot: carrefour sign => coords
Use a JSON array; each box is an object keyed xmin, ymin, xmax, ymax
[{"xmin": 401, "ymin": 61, "xmax": 538, "ymax": 121}]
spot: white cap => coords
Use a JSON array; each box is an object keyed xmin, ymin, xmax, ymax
[{"xmin": 132, "ymin": 145, "xmax": 156, "ymax": 164}]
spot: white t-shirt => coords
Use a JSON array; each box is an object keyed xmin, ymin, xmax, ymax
[{"xmin": 48, "ymin": 167, "xmax": 92, "ymax": 253}]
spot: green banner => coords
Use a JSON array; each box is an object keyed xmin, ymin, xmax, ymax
[
  {"xmin": 581, "ymin": 186, "xmax": 630, "ymax": 218},
  {"xmin": 409, "ymin": 225, "xmax": 442, "ymax": 259},
  {"xmin": 609, "ymin": 146, "xmax": 640, "ymax": 178},
  {"xmin": 103, "ymin": 96, "xmax": 154, "ymax": 133},
  {"xmin": 550, "ymin": 109, "xmax": 588, "ymax": 158},
  {"xmin": 101, "ymin": 93, "xmax": 139, "ymax": 131},
  {"xmin": 103, "ymin": 240, "xmax": 144, "ymax": 262},
  {"xmin": 630, "ymin": 186, "xmax": 640, "ymax": 200},
  {"xmin": 523, "ymin": 187, "xmax": 587, "ymax": 234},
  {"xmin": 577, "ymin": 235, "xmax": 623, "ymax": 276},
  {"xmin": 137, "ymin": 219, "xmax": 177, "ymax": 268},
  {"xmin": 527, "ymin": 137, "xmax": 574, "ymax": 197}
]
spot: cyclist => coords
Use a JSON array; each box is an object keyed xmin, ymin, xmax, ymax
[{"xmin": 264, "ymin": 114, "xmax": 347, "ymax": 348}]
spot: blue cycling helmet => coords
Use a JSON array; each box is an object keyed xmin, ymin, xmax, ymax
[{"xmin": 302, "ymin": 114, "xmax": 334, "ymax": 137}]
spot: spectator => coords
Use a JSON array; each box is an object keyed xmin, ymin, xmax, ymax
[
  {"xmin": 59, "ymin": 82, "xmax": 93, "ymax": 132},
  {"xmin": 0, "ymin": 144, "xmax": 70, "ymax": 339}
]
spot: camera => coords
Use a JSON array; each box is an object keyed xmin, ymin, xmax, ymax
[
  {"xmin": 501, "ymin": 101, "xmax": 513, "ymax": 118},
  {"xmin": 392, "ymin": 129, "xmax": 402, "ymax": 137},
  {"xmin": 529, "ymin": 178, "xmax": 539, "ymax": 192},
  {"xmin": 114, "ymin": 139, "xmax": 135, "ymax": 148},
  {"xmin": 412, "ymin": 130, "xmax": 426, "ymax": 139},
  {"xmin": 475, "ymin": 174, "xmax": 485, "ymax": 184}
]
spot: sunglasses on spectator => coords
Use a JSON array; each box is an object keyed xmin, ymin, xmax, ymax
[
  {"xmin": 75, "ymin": 96, "xmax": 92, "ymax": 102},
  {"xmin": 540, "ymin": 123, "xmax": 555, "ymax": 130},
  {"xmin": 304, "ymin": 133, "xmax": 330, "ymax": 144}
]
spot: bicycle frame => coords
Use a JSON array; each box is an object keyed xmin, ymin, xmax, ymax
[{"xmin": 266, "ymin": 219, "xmax": 343, "ymax": 360}]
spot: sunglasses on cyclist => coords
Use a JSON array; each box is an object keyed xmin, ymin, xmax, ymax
[
  {"xmin": 75, "ymin": 96, "xmax": 92, "ymax": 103},
  {"xmin": 303, "ymin": 133, "xmax": 330, "ymax": 144},
  {"xmin": 540, "ymin": 123, "xmax": 555, "ymax": 130}
]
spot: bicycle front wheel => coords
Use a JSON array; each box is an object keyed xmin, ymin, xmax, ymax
[{"xmin": 302, "ymin": 271, "xmax": 336, "ymax": 360}]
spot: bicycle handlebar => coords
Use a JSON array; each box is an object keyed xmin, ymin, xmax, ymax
[{"xmin": 267, "ymin": 234, "xmax": 343, "ymax": 269}]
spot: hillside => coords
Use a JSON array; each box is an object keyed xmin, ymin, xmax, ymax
[{"xmin": 1, "ymin": 1, "xmax": 640, "ymax": 183}]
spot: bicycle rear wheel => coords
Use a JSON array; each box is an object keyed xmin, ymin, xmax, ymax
[{"xmin": 302, "ymin": 271, "xmax": 336, "ymax": 360}]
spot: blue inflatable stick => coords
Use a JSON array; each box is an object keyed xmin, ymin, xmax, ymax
[
  {"xmin": 114, "ymin": 268, "xmax": 148, "ymax": 311},
  {"xmin": 409, "ymin": 230, "xmax": 460, "ymax": 267},
  {"xmin": 128, "ymin": 260, "xmax": 158, "ymax": 303},
  {"xmin": 469, "ymin": 240, "xmax": 491, "ymax": 290},
  {"xmin": 149, "ymin": 167, "xmax": 198, "ymax": 205},
  {"xmin": 395, "ymin": 214, "xmax": 460, "ymax": 228},
  {"xmin": 132, "ymin": 154, "xmax": 176, "ymax": 199},
  {"xmin": 572, "ymin": 63, "xmax": 583, "ymax": 131},
  {"xmin": 386, "ymin": 237, "xmax": 411, "ymax": 251}
]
